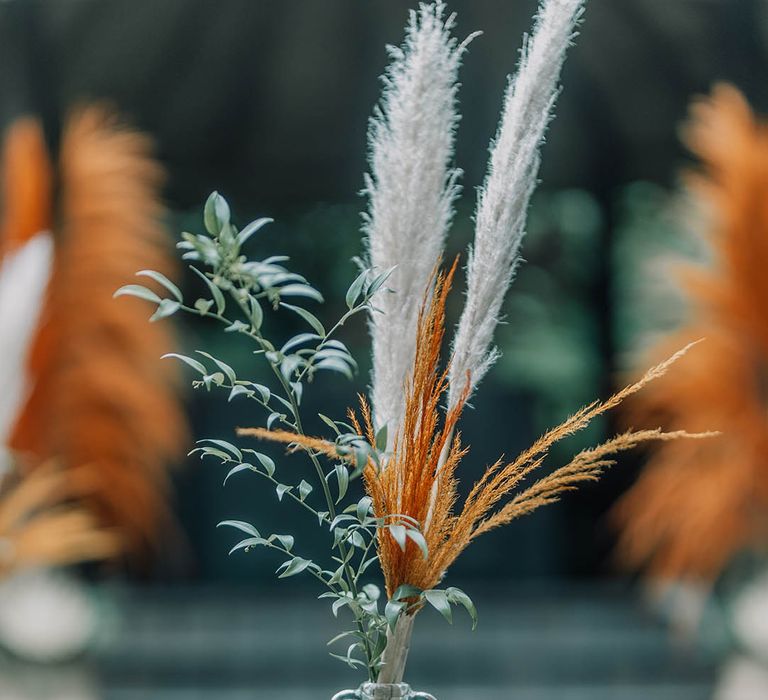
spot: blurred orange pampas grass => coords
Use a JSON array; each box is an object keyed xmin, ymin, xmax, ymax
[
  {"xmin": 0, "ymin": 106, "xmax": 188, "ymax": 566},
  {"xmin": 614, "ymin": 84, "xmax": 768, "ymax": 582},
  {"xmin": 0, "ymin": 462, "xmax": 121, "ymax": 577}
]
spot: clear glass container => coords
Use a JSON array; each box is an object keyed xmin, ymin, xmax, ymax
[{"xmin": 332, "ymin": 682, "xmax": 436, "ymax": 699}]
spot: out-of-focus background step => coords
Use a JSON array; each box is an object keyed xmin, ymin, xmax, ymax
[{"xmin": 83, "ymin": 584, "xmax": 716, "ymax": 699}]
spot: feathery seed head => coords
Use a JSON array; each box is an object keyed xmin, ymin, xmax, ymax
[
  {"xmin": 365, "ymin": 1, "xmax": 471, "ymax": 438},
  {"xmin": 448, "ymin": 0, "xmax": 585, "ymax": 408}
]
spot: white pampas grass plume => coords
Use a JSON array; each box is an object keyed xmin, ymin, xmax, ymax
[
  {"xmin": 0, "ymin": 233, "xmax": 52, "ymax": 457},
  {"xmin": 448, "ymin": 0, "xmax": 584, "ymax": 408},
  {"xmin": 365, "ymin": 0, "xmax": 473, "ymax": 435}
]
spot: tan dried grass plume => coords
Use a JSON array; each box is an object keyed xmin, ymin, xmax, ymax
[
  {"xmin": 0, "ymin": 462, "xmax": 121, "ymax": 577},
  {"xmin": 242, "ymin": 262, "xmax": 710, "ymax": 597},
  {"xmin": 614, "ymin": 84, "xmax": 768, "ymax": 581}
]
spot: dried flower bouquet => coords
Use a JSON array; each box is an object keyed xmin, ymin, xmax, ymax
[{"xmin": 120, "ymin": 0, "xmax": 709, "ymax": 693}]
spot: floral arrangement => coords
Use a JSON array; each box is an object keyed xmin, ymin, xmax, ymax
[{"xmin": 120, "ymin": 0, "xmax": 708, "ymax": 693}]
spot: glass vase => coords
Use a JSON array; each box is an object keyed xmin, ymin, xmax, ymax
[{"xmin": 332, "ymin": 682, "xmax": 436, "ymax": 699}]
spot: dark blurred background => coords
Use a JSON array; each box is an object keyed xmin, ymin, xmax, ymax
[{"xmin": 0, "ymin": 1, "xmax": 765, "ymax": 697}]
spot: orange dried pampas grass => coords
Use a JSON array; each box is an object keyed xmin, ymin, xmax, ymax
[
  {"xmin": 242, "ymin": 262, "xmax": 711, "ymax": 598},
  {"xmin": 614, "ymin": 84, "xmax": 768, "ymax": 582},
  {"xmin": 0, "ymin": 117, "xmax": 52, "ymax": 251},
  {"xmin": 0, "ymin": 107, "xmax": 188, "ymax": 560}
]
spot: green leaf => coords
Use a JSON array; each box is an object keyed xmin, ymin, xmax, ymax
[
  {"xmin": 406, "ymin": 528, "xmax": 429, "ymax": 559},
  {"xmin": 250, "ymin": 383, "xmax": 271, "ymax": 403},
  {"xmin": 281, "ymin": 333, "xmax": 322, "ymax": 355},
  {"xmin": 356, "ymin": 496, "xmax": 372, "ymax": 522},
  {"xmin": 362, "ymin": 583, "xmax": 380, "ymax": 601},
  {"xmin": 276, "ymin": 483, "xmax": 292, "ymax": 501},
  {"xmin": 278, "ymin": 556, "xmax": 311, "ymax": 578},
  {"xmin": 359, "ymin": 556, "xmax": 377, "ymax": 574},
  {"xmin": 237, "ymin": 217, "xmax": 272, "ymax": 247},
  {"xmin": 201, "ymin": 372, "xmax": 225, "ymax": 390},
  {"xmin": 194, "ymin": 298, "xmax": 214, "ymax": 314},
  {"xmin": 329, "ymin": 514, "xmax": 355, "ymax": 530},
  {"xmin": 326, "ymin": 630, "xmax": 357, "ymax": 647},
  {"xmin": 322, "ymin": 338, "xmax": 347, "ymax": 349},
  {"xmin": 366, "ymin": 267, "xmax": 395, "ymax": 297},
  {"xmin": 280, "ymin": 302, "xmax": 326, "ymax": 336},
  {"xmin": 229, "ymin": 536, "xmax": 268, "ymax": 555},
  {"xmin": 388, "ymin": 524, "xmax": 407, "ymax": 551},
  {"xmin": 316, "ymin": 511, "xmax": 329, "ymax": 525},
  {"xmin": 161, "ymin": 352, "xmax": 208, "ymax": 374},
  {"xmin": 353, "ymin": 444, "xmax": 370, "ymax": 473},
  {"xmin": 317, "ymin": 413, "xmax": 341, "ymax": 436},
  {"xmin": 225, "ymin": 320, "xmax": 249, "ymax": 333},
  {"xmin": 313, "ymin": 348, "xmax": 357, "ymax": 369},
  {"xmin": 391, "ymin": 584, "xmax": 422, "ymax": 601},
  {"xmin": 150, "ymin": 298, "xmax": 181, "ymax": 321},
  {"xmin": 313, "ymin": 357, "xmax": 353, "ymax": 380},
  {"xmin": 280, "ymin": 354, "xmax": 303, "ymax": 381},
  {"xmin": 278, "ymin": 284, "xmax": 324, "ymax": 303},
  {"xmin": 334, "ymin": 463, "xmax": 349, "ymax": 503},
  {"xmin": 326, "ymin": 564, "xmax": 344, "ymax": 586},
  {"xmin": 345, "ymin": 269, "xmax": 368, "ymax": 309},
  {"xmin": 223, "ymin": 463, "xmax": 255, "ymax": 484},
  {"xmin": 204, "ymin": 191, "xmax": 230, "ymax": 235},
  {"xmin": 384, "ymin": 600, "xmax": 405, "ymax": 631},
  {"xmin": 375, "ymin": 424, "xmax": 388, "ymax": 452},
  {"xmin": 253, "ymin": 452, "xmax": 275, "ymax": 477},
  {"xmin": 425, "ymin": 589, "xmax": 452, "ymax": 624},
  {"xmin": 446, "ymin": 587, "xmax": 478, "ymax": 630},
  {"xmin": 273, "ymin": 396, "xmax": 295, "ymax": 415},
  {"xmin": 190, "ymin": 266, "xmax": 225, "ymax": 315},
  {"xmin": 114, "ymin": 284, "xmax": 162, "ymax": 304},
  {"xmin": 331, "ymin": 595, "xmax": 352, "ymax": 617},
  {"xmin": 249, "ymin": 297, "xmax": 264, "ymax": 330},
  {"xmin": 228, "ymin": 384, "xmax": 252, "ymax": 402},
  {"xmin": 267, "ymin": 412, "xmax": 282, "ymax": 430},
  {"xmin": 274, "ymin": 534, "xmax": 294, "ymax": 551},
  {"xmin": 196, "ymin": 352, "xmax": 236, "ymax": 384},
  {"xmin": 371, "ymin": 631, "xmax": 387, "ymax": 664},
  {"xmin": 217, "ymin": 520, "xmax": 260, "ymax": 537},
  {"xmin": 194, "ymin": 446, "xmax": 231, "ymax": 462},
  {"xmin": 199, "ymin": 439, "xmax": 242, "ymax": 460},
  {"xmin": 136, "ymin": 270, "xmax": 183, "ymax": 302},
  {"xmin": 328, "ymin": 652, "xmax": 366, "ymax": 669},
  {"xmin": 298, "ymin": 480, "xmax": 313, "ymax": 501}
]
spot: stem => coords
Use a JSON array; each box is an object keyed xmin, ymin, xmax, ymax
[
  {"xmin": 262, "ymin": 323, "xmax": 378, "ymax": 679},
  {"xmin": 381, "ymin": 408, "xmax": 454, "ymax": 681},
  {"xmin": 377, "ymin": 614, "xmax": 415, "ymax": 684}
]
